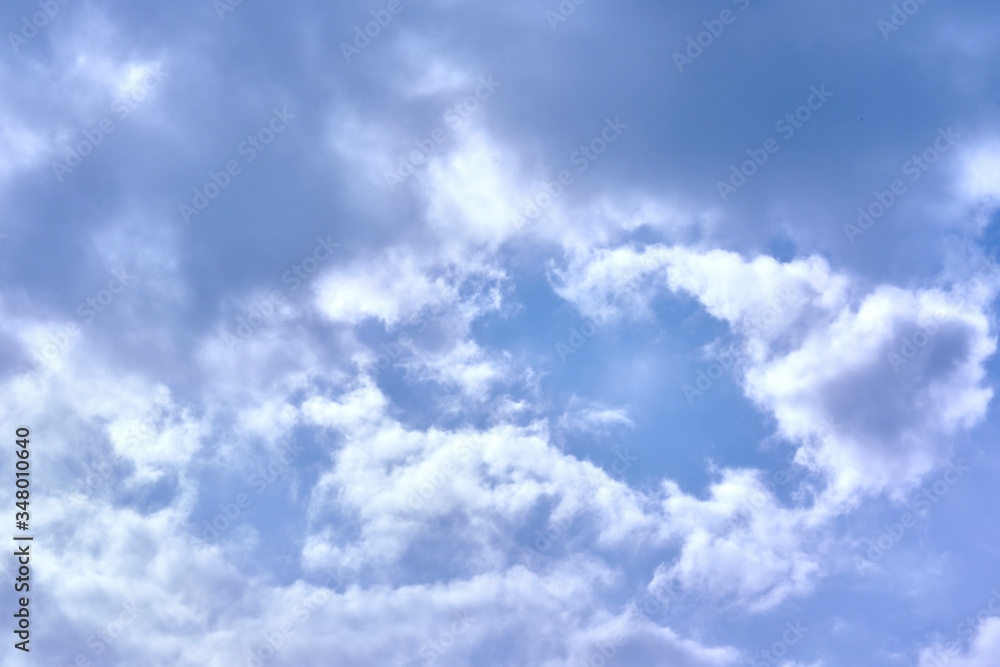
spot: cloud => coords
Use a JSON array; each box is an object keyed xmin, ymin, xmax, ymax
[
  {"xmin": 558, "ymin": 398, "xmax": 636, "ymax": 436},
  {"xmin": 918, "ymin": 617, "xmax": 1000, "ymax": 667},
  {"xmin": 554, "ymin": 244, "xmax": 998, "ymax": 500},
  {"xmin": 654, "ymin": 468, "xmax": 830, "ymax": 612},
  {"xmin": 314, "ymin": 248, "xmax": 459, "ymax": 327}
]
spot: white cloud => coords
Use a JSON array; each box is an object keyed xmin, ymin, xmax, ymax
[
  {"xmin": 300, "ymin": 379, "xmax": 658, "ymax": 574},
  {"xmin": 314, "ymin": 248, "xmax": 458, "ymax": 327},
  {"xmin": 558, "ymin": 398, "xmax": 636, "ymax": 435},
  {"xmin": 423, "ymin": 129, "xmax": 530, "ymax": 249},
  {"xmin": 401, "ymin": 339, "xmax": 509, "ymax": 399},
  {"xmin": 654, "ymin": 468, "xmax": 830, "ymax": 612},
  {"xmin": 918, "ymin": 617, "xmax": 1000, "ymax": 667},
  {"xmin": 959, "ymin": 138, "xmax": 1000, "ymax": 206},
  {"xmin": 554, "ymin": 244, "xmax": 998, "ymax": 500}
]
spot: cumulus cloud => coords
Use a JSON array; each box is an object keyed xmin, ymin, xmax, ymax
[
  {"xmin": 314, "ymin": 249, "xmax": 459, "ymax": 327},
  {"xmin": 5, "ymin": 1, "xmax": 1000, "ymax": 664},
  {"xmin": 554, "ymin": 244, "xmax": 997, "ymax": 500},
  {"xmin": 653, "ymin": 468, "xmax": 830, "ymax": 612},
  {"xmin": 918, "ymin": 617, "xmax": 1000, "ymax": 667}
]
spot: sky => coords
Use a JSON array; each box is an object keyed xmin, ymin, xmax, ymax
[{"xmin": 1, "ymin": 0, "xmax": 1000, "ymax": 665}]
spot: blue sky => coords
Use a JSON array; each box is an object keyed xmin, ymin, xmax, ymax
[{"xmin": 2, "ymin": 0, "xmax": 1000, "ymax": 665}]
